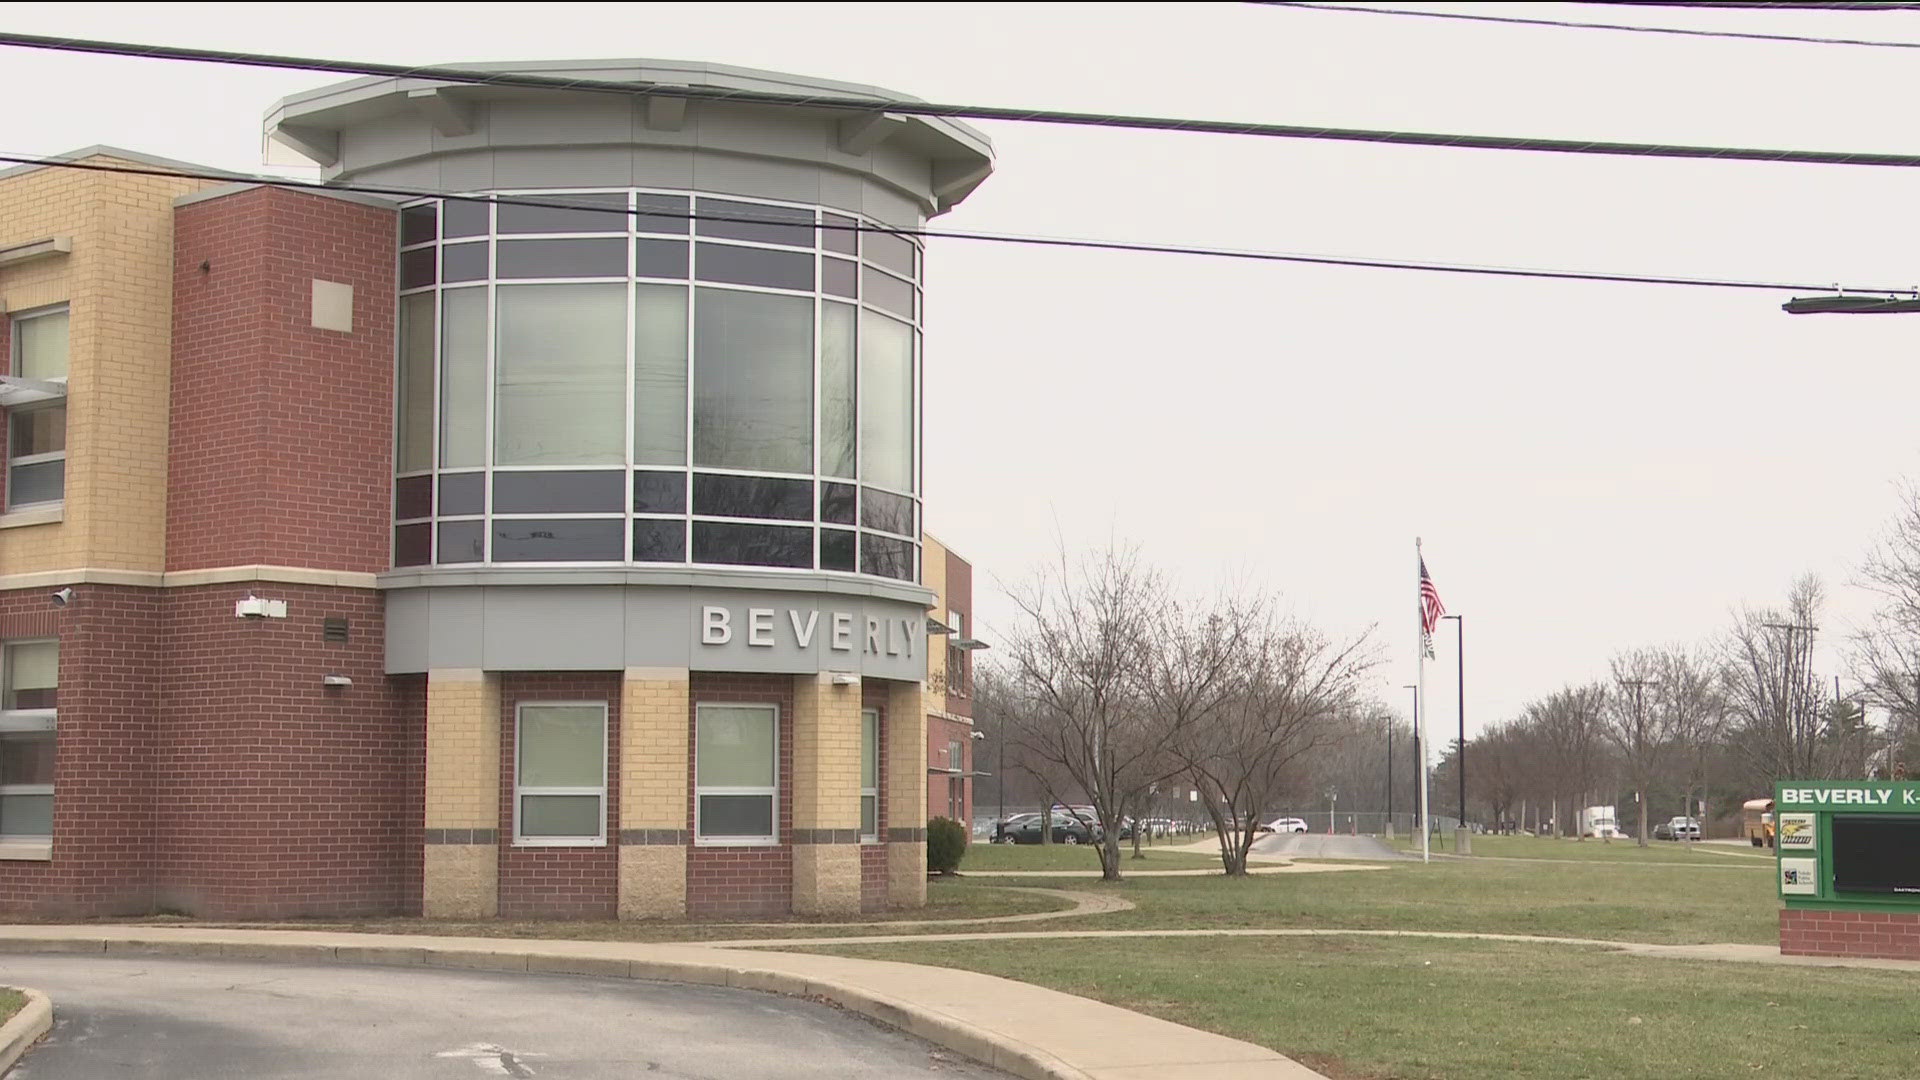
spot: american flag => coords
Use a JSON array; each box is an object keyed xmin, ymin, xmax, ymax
[{"xmin": 1420, "ymin": 557, "xmax": 1445, "ymax": 658}]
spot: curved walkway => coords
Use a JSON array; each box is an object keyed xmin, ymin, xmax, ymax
[
  {"xmin": 958, "ymin": 863, "xmax": 1386, "ymax": 879},
  {"xmin": 720, "ymin": 886, "xmax": 1134, "ymax": 927}
]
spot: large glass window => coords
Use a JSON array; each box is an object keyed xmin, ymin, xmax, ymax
[
  {"xmin": 860, "ymin": 311, "xmax": 913, "ymax": 493},
  {"xmin": 514, "ymin": 702, "xmax": 607, "ymax": 844},
  {"xmin": 12, "ymin": 307, "xmax": 69, "ymax": 381},
  {"xmin": 696, "ymin": 703, "xmax": 777, "ymax": 843},
  {"xmin": 861, "ymin": 707, "xmax": 879, "ymax": 841},
  {"xmin": 7, "ymin": 406, "xmax": 65, "ymax": 509},
  {"xmin": 495, "ymin": 284, "xmax": 626, "ymax": 465},
  {"xmin": 1, "ymin": 641, "xmax": 56, "ymax": 842},
  {"xmin": 392, "ymin": 191, "xmax": 921, "ymax": 580},
  {"xmin": 693, "ymin": 289, "xmax": 812, "ymax": 474}
]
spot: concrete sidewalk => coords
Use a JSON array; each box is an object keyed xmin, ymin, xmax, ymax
[{"xmin": 0, "ymin": 924, "xmax": 1327, "ymax": 1080}]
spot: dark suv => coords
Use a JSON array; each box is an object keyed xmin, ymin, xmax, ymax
[{"xmin": 1003, "ymin": 812, "xmax": 1101, "ymax": 845}]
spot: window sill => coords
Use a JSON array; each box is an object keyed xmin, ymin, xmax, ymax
[
  {"xmin": 511, "ymin": 838, "xmax": 608, "ymax": 848},
  {"xmin": 0, "ymin": 506, "xmax": 62, "ymax": 530},
  {"xmin": 694, "ymin": 838, "xmax": 779, "ymax": 848},
  {"xmin": 0, "ymin": 841, "xmax": 51, "ymax": 861}
]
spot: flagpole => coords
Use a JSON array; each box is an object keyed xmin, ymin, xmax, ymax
[{"xmin": 1416, "ymin": 537, "xmax": 1431, "ymax": 865}]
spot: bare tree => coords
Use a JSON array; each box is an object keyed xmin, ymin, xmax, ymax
[
  {"xmin": 1474, "ymin": 721, "xmax": 1529, "ymax": 832},
  {"xmin": 1166, "ymin": 614, "xmax": 1375, "ymax": 875},
  {"xmin": 999, "ymin": 547, "xmax": 1176, "ymax": 880},
  {"xmin": 1529, "ymin": 684, "xmax": 1609, "ymax": 837},
  {"xmin": 1605, "ymin": 646, "xmax": 1722, "ymax": 846},
  {"xmin": 1724, "ymin": 575, "xmax": 1834, "ymax": 787},
  {"xmin": 1854, "ymin": 483, "xmax": 1920, "ymax": 778}
]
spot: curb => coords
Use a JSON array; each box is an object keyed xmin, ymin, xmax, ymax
[
  {"xmin": 0, "ymin": 986, "xmax": 51, "ymax": 1077},
  {"xmin": 0, "ymin": 932, "xmax": 1323, "ymax": 1079}
]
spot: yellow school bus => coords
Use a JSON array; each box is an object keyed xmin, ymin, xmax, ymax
[{"xmin": 1743, "ymin": 798, "xmax": 1775, "ymax": 848}]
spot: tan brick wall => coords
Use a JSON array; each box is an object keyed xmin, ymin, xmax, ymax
[
  {"xmin": 617, "ymin": 845, "xmax": 686, "ymax": 920},
  {"xmin": 923, "ymin": 535, "xmax": 949, "ymax": 691},
  {"xmin": 422, "ymin": 844, "xmax": 496, "ymax": 919},
  {"xmin": 425, "ymin": 670, "xmax": 500, "ymax": 829},
  {"xmin": 0, "ymin": 156, "xmax": 210, "ymax": 573},
  {"xmin": 886, "ymin": 678, "xmax": 929, "ymax": 906},
  {"xmin": 792, "ymin": 844, "xmax": 861, "ymax": 916},
  {"xmin": 790, "ymin": 672, "xmax": 862, "ymax": 830},
  {"xmin": 619, "ymin": 668, "xmax": 689, "ymax": 830}
]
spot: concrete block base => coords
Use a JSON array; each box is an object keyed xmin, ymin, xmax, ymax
[
  {"xmin": 1454, "ymin": 827, "xmax": 1472, "ymax": 856},
  {"xmin": 422, "ymin": 844, "xmax": 497, "ymax": 918},
  {"xmin": 887, "ymin": 842, "xmax": 927, "ymax": 907},
  {"xmin": 618, "ymin": 844, "xmax": 687, "ymax": 920},
  {"xmin": 792, "ymin": 845, "xmax": 861, "ymax": 916}
]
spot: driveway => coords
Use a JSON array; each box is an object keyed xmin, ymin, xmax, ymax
[
  {"xmin": 1253, "ymin": 832, "xmax": 1407, "ymax": 860},
  {"xmin": 6, "ymin": 955, "xmax": 1011, "ymax": 1079}
]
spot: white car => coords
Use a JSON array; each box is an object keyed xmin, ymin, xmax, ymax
[{"xmin": 1267, "ymin": 817, "xmax": 1309, "ymax": 833}]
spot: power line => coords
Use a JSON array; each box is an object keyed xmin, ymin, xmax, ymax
[
  {"xmin": 1573, "ymin": 3, "xmax": 1920, "ymax": 10},
  {"xmin": 1254, "ymin": 1, "xmax": 1920, "ymax": 47},
  {"xmin": 2, "ymin": 150, "xmax": 1908, "ymax": 297},
  {"xmin": 6, "ymin": 32, "xmax": 1920, "ymax": 169}
]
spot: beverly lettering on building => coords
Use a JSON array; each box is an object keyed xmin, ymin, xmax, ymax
[
  {"xmin": 700, "ymin": 606, "xmax": 920, "ymax": 657},
  {"xmin": 1777, "ymin": 787, "xmax": 1920, "ymax": 807}
]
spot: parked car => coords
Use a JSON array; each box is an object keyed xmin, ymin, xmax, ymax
[
  {"xmin": 1266, "ymin": 817, "xmax": 1309, "ymax": 833},
  {"xmin": 1653, "ymin": 816, "xmax": 1701, "ymax": 841},
  {"xmin": 991, "ymin": 813, "xmax": 1039, "ymax": 843},
  {"xmin": 1004, "ymin": 812, "xmax": 1099, "ymax": 845}
]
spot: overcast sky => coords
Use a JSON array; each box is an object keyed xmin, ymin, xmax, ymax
[{"xmin": 7, "ymin": 2, "xmax": 1920, "ymax": 740}]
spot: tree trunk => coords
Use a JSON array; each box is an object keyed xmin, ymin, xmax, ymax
[{"xmin": 1100, "ymin": 831, "xmax": 1123, "ymax": 881}]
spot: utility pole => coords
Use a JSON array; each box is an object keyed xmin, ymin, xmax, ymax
[
  {"xmin": 1402, "ymin": 684, "xmax": 1417, "ymax": 840},
  {"xmin": 1763, "ymin": 621, "xmax": 1819, "ymax": 776},
  {"xmin": 1385, "ymin": 711, "xmax": 1395, "ymax": 839},
  {"xmin": 1442, "ymin": 614, "xmax": 1466, "ymax": 845},
  {"xmin": 1617, "ymin": 676, "xmax": 1656, "ymax": 847}
]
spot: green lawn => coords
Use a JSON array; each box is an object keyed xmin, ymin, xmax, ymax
[
  {"xmin": 1397, "ymin": 834, "xmax": 1774, "ymax": 864},
  {"xmin": 959, "ymin": 842, "xmax": 1224, "ymax": 873},
  {"xmin": 807, "ymin": 935, "xmax": 1914, "ymax": 1080},
  {"xmin": 0, "ymin": 987, "xmax": 20, "ymax": 1026}
]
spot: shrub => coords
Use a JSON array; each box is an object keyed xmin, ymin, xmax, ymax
[{"xmin": 927, "ymin": 816, "xmax": 968, "ymax": 875}]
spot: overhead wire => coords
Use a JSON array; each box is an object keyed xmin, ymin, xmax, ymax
[
  {"xmin": 5, "ymin": 32, "xmax": 1920, "ymax": 167},
  {"xmin": 1252, "ymin": 1, "xmax": 1920, "ymax": 47},
  {"xmin": 1, "ymin": 151, "xmax": 1907, "ymax": 298}
]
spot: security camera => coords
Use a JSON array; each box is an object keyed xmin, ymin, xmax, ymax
[{"xmin": 50, "ymin": 587, "xmax": 74, "ymax": 607}]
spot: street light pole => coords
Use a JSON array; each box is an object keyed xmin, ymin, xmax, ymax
[
  {"xmin": 1385, "ymin": 710, "xmax": 1394, "ymax": 838},
  {"xmin": 1442, "ymin": 614, "xmax": 1464, "ymax": 831},
  {"xmin": 1403, "ymin": 683, "xmax": 1418, "ymax": 837}
]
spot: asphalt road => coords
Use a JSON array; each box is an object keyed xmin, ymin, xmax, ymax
[
  {"xmin": 1252, "ymin": 831, "xmax": 1407, "ymax": 860},
  {"xmin": 5, "ymin": 955, "xmax": 1012, "ymax": 1080}
]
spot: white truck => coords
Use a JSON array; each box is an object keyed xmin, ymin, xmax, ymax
[{"xmin": 1580, "ymin": 805, "xmax": 1624, "ymax": 840}]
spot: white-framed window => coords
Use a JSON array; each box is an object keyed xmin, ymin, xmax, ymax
[
  {"xmin": 7, "ymin": 305, "xmax": 70, "ymax": 512},
  {"xmin": 695, "ymin": 702, "xmax": 777, "ymax": 844},
  {"xmin": 860, "ymin": 707, "xmax": 879, "ymax": 841},
  {"xmin": 512, "ymin": 701, "xmax": 607, "ymax": 846},
  {"xmin": 0, "ymin": 640, "xmax": 57, "ymax": 842}
]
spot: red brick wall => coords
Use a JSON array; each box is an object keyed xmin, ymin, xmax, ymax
[
  {"xmin": 927, "ymin": 715, "xmax": 971, "ymax": 826},
  {"xmin": 943, "ymin": 549, "xmax": 973, "ymax": 718},
  {"xmin": 152, "ymin": 582, "xmax": 405, "ymax": 918},
  {"xmin": 168, "ymin": 187, "xmax": 396, "ymax": 574},
  {"xmin": 497, "ymin": 672, "xmax": 621, "ymax": 919},
  {"xmin": 1781, "ymin": 907, "xmax": 1920, "ymax": 961},
  {"xmin": 686, "ymin": 673, "xmax": 794, "ymax": 918},
  {"xmin": 392, "ymin": 674, "xmax": 427, "ymax": 917}
]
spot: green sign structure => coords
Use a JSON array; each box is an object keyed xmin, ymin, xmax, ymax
[{"xmin": 1773, "ymin": 781, "xmax": 1920, "ymax": 911}]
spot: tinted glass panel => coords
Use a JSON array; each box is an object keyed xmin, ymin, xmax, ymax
[
  {"xmin": 394, "ymin": 475, "xmax": 433, "ymax": 520},
  {"xmin": 493, "ymin": 470, "xmax": 624, "ymax": 513},
  {"xmin": 861, "ymin": 533, "xmax": 915, "ymax": 581},
  {"xmin": 634, "ymin": 285, "xmax": 688, "ymax": 465},
  {"xmin": 15, "ymin": 311, "xmax": 67, "ymax": 380},
  {"xmin": 492, "ymin": 519, "xmax": 624, "ymax": 562},
  {"xmin": 440, "ymin": 288, "xmax": 488, "ymax": 466},
  {"xmin": 3, "ymin": 643, "xmax": 55, "ymax": 710},
  {"xmin": 520, "ymin": 704, "xmax": 604, "ymax": 787},
  {"xmin": 0, "ymin": 732, "xmax": 54, "ymax": 785},
  {"xmin": 632, "ymin": 519, "xmax": 685, "ymax": 562},
  {"xmin": 632, "ymin": 471, "xmax": 687, "ymax": 513},
  {"xmin": 495, "ymin": 284, "xmax": 626, "ymax": 465},
  {"xmin": 699, "ymin": 794, "xmax": 773, "ymax": 837},
  {"xmin": 866, "ymin": 231, "xmax": 916, "ymax": 277},
  {"xmin": 401, "ymin": 203, "xmax": 438, "ymax": 246},
  {"xmin": 693, "ymin": 474, "xmax": 812, "ymax": 521},
  {"xmin": 399, "ymin": 246, "xmax": 437, "ymax": 289},
  {"xmin": 821, "ymin": 528, "xmax": 856, "ymax": 572},
  {"xmin": 437, "ymin": 520, "xmax": 484, "ymax": 563},
  {"xmin": 442, "ymin": 241, "xmax": 490, "ymax": 283},
  {"xmin": 821, "ymin": 304, "xmax": 856, "ymax": 478},
  {"xmin": 692, "ymin": 522, "xmax": 812, "ymax": 568},
  {"xmin": 520, "ymin": 795, "xmax": 602, "ymax": 838},
  {"xmin": 863, "ymin": 267, "xmax": 914, "ymax": 318},
  {"xmin": 695, "ymin": 243, "xmax": 813, "ymax": 291},
  {"xmin": 443, "ymin": 198, "xmax": 490, "ymax": 238},
  {"xmin": 9, "ymin": 408, "xmax": 63, "ymax": 457},
  {"xmin": 695, "ymin": 197, "xmax": 813, "ymax": 247},
  {"xmin": 634, "ymin": 239, "xmax": 690, "ymax": 278},
  {"xmin": 635, "ymin": 193, "xmax": 690, "ymax": 236},
  {"xmin": 8, "ymin": 462, "xmax": 63, "ymax": 506},
  {"xmin": 820, "ymin": 482, "xmax": 856, "ymax": 525},
  {"xmin": 496, "ymin": 192, "xmax": 629, "ymax": 234},
  {"xmin": 438, "ymin": 472, "xmax": 485, "ymax": 516},
  {"xmin": 860, "ymin": 311, "xmax": 914, "ymax": 492},
  {"xmin": 692, "ymin": 289, "xmax": 812, "ymax": 473},
  {"xmin": 0, "ymin": 794, "xmax": 50, "ymax": 838},
  {"xmin": 698, "ymin": 705, "xmax": 776, "ymax": 786},
  {"xmin": 821, "ymin": 213, "xmax": 858, "ymax": 255},
  {"xmin": 394, "ymin": 523, "xmax": 431, "ymax": 567},
  {"xmin": 861, "ymin": 487, "xmax": 915, "ymax": 535},
  {"xmin": 822, "ymin": 257, "xmax": 857, "ymax": 299},
  {"xmin": 397, "ymin": 295, "xmax": 434, "ymax": 472},
  {"xmin": 497, "ymin": 238, "xmax": 627, "ymax": 279}
]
